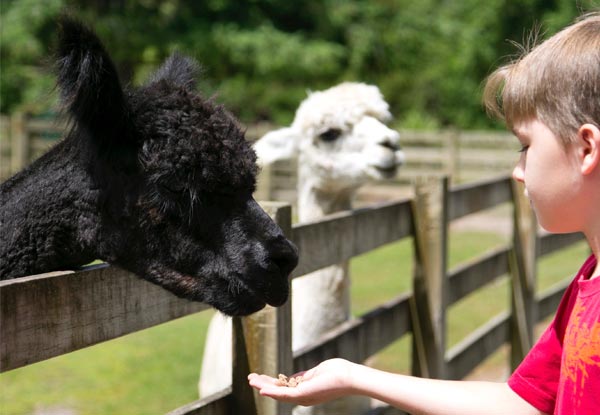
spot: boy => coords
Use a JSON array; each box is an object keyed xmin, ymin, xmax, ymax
[{"xmin": 248, "ymin": 13, "xmax": 600, "ymax": 415}]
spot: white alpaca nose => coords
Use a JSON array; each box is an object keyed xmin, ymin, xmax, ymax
[
  {"xmin": 354, "ymin": 116, "xmax": 400, "ymax": 146},
  {"xmin": 375, "ymin": 125, "xmax": 403, "ymax": 167},
  {"xmin": 377, "ymin": 127, "xmax": 401, "ymax": 149}
]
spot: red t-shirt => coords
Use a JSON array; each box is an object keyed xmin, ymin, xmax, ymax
[{"xmin": 508, "ymin": 254, "xmax": 600, "ymax": 414}]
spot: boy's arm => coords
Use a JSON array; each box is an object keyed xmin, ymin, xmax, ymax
[
  {"xmin": 351, "ymin": 363, "xmax": 545, "ymax": 415},
  {"xmin": 249, "ymin": 358, "xmax": 546, "ymax": 415}
]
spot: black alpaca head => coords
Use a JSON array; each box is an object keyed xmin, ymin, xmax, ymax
[{"xmin": 0, "ymin": 17, "xmax": 298, "ymax": 316}]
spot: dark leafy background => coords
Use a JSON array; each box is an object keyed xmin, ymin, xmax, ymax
[{"xmin": 1, "ymin": 0, "xmax": 597, "ymax": 128}]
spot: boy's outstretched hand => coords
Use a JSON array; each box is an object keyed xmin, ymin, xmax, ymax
[{"xmin": 247, "ymin": 358, "xmax": 355, "ymax": 407}]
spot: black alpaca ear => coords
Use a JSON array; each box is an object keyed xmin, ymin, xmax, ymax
[
  {"xmin": 149, "ymin": 53, "xmax": 199, "ymax": 91},
  {"xmin": 56, "ymin": 16, "xmax": 128, "ymax": 139}
]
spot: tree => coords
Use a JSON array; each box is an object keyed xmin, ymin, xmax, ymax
[{"xmin": 1, "ymin": 0, "xmax": 596, "ymax": 127}]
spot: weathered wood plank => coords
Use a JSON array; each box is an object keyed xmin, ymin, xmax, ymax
[
  {"xmin": 0, "ymin": 264, "xmax": 208, "ymax": 372},
  {"xmin": 538, "ymin": 232, "xmax": 586, "ymax": 257},
  {"xmin": 166, "ymin": 388, "xmax": 231, "ymax": 415},
  {"xmin": 448, "ymin": 176, "xmax": 512, "ymax": 221},
  {"xmin": 10, "ymin": 113, "xmax": 28, "ymax": 173},
  {"xmin": 239, "ymin": 203, "xmax": 294, "ymax": 415},
  {"xmin": 230, "ymin": 318, "xmax": 258, "ymax": 415},
  {"xmin": 293, "ymin": 293, "xmax": 412, "ymax": 371},
  {"xmin": 410, "ymin": 176, "xmax": 448, "ymax": 379},
  {"xmin": 447, "ymin": 246, "xmax": 510, "ymax": 306},
  {"xmin": 458, "ymin": 149, "xmax": 518, "ymax": 166},
  {"xmin": 458, "ymin": 131, "xmax": 514, "ymax": 147},
  {"xmin": 445, "ymin": 311, "xmax": 510, "ymax": 380},
  {"xmin": 537, "ymin": 280, "xmax": 570, "ymax": 322},
  {"xmin": 509, "ymin": 180, "xmax": 537, "ymax": 368},
  {"xmin": 25, "ymin": 117, "xmax": 67, "ymax": 133},
  {"xmin": 367, "ymin": 406, "xmax": 409, "ymax": 415},
  {"xmin": 403, "ymin": 148, "xmax": 516, "ymax": 167},
  {"xmin": 402, "ymin": 147, "xmax": 448, "ymax": 163},
  {"xmin": 291, "ymin": 200, "xmax": 413, "ymax": 277}
]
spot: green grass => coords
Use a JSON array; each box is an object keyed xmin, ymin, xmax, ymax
[
  {"xmin": 0, "ymin": 312, "xmax": 216, "ymax": 415},
  {"xmin": 358, "ymin": 233, "xmax": 590, "ymax": 376},
  {"xmin": 350, "ymin": 231, "xmax": 509, "ymax": 375},
  {"xmin": 0, "ymin": 231, "xmax": 590, "ymax": 414}
]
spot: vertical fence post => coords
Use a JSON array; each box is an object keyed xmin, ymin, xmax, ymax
[
  {"xmin": 10, "ymin": 113, "xmax": 28, "ymax": 174},
  {"xmin": 0, "ymin": 116, "xmax": 10, "ymax": 179},
  {"xmin": 410, "ymin": 175, "xmax": 449, "ymax": 379},
  {"xmin": 509, "ymin": 181, "xmax": 537, "ymax": 369},
  {"xmin": 231, "ymin": 317, "xmax": 259, "ymax": 415},
  {"xmin": 231, "ymin": 202, "xmax": 294, "ymax": 415},
  {"xmin": 255, "ymin": 164, "xmax": 273, "ymax": 202},
  {"xmin": 446, "ymin": 129, "xmax": 460, "ymax": 184}
]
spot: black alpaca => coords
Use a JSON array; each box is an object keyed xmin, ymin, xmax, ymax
[{"xmin": 0, "ymin": 17, "xmax": 298, "ymax": 317}]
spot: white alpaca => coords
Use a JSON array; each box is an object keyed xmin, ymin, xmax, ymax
[{"xmin": 200, "ymin": 83, "xmax": 404, "ymax": 414}]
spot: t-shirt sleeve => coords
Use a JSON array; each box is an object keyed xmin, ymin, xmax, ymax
[
  {"xmin": 508, "ymin": 323, "xmax": 561, "ymax": 414},
  {"xmin": 507, "ymin": 275, "xmax": 580, "ymax": 414}
]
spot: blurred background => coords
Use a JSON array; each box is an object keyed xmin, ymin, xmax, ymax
[
  {"xmin": 2, "ymin": 0, "xmax": 596, "ymax": 128},
  {"xmin": 0, "ymin": 1, "xmax": 596, "ymax": 414}
]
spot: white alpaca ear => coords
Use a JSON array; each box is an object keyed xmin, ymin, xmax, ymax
[{"xmin": 253, "ymin": 127, "xmax": 301, "ymax": 166}]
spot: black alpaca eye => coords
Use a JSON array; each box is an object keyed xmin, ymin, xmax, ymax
[
  {"xmin": 318, "ymin": 129, "xmax": 342, "ymax": 142},
  {"xmin": 162, "ymin": 180, "xmax": 186, "ymax": 194}
]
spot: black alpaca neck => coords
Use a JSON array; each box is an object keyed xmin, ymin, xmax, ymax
[{"xmin": 0, "ymin": 137, "xmax": 98, "ymax": 278}]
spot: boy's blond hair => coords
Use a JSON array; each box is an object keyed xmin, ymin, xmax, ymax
[{"xmin": 483, "ymin": 13, "xmax": 600, "ymax": 144}]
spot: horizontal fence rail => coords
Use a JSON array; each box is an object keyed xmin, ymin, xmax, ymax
[
  {"xmin": 291, "ymin": 199, "xmax": 414, "ymax": 278},
  {"xmin": 0, "ymin": 265, "xmax": 208, "ymax": 371},
  {"xmin": 0, "ymin": 174, "xmax": 586, "ymax": 415},
  {"xmin": 294, "ymin": 292, "xmax": 413, "ymax": 372},
  {"xmin": 1, "ymin": 114, "xmax": 516, "ymax": 189}
]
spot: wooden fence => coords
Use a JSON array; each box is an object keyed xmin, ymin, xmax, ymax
[
  {"xmin": 0, "ymin": 114, "xmax": 516, "ymax": 187},
  {"xmin": 0, "ymin": 114, "xmax": 66, "ymax": 180},
  {"xmin": 0, "ymin": 174, "xmax": 585, "ymax": 415}
]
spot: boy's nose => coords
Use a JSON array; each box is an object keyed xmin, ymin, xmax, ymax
[{"xmin": 512, "ymin": 164, "xmax": 525, "ymax": 183}]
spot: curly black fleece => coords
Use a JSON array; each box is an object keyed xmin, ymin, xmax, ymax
[{"xmin": 0, "ymin": 16, "xmax": 297, "ymax": 316}]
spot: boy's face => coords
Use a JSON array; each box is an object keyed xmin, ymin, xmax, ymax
[{"xmin": 512, "ymin": 119, "xmax": 584, "ymax": 233}]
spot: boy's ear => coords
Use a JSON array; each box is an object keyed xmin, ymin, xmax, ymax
[
  {"xmin": 579, "ymin": 123, "xmax": 600, "ymax": 175},
  {"xmin": 253, "ymin": 127, "xmax": 301, "ymax": 167}
]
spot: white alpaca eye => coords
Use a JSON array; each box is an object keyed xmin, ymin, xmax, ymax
[{"xmin": 318, "ymin": 128, "xmax": 342, "ymax": 142}]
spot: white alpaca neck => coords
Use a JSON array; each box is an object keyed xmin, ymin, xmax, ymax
[
  {"xmin": 297, "ymin": 165, "xmax": 357, "ymax": 222},
  {"xmin": 292, "ymin": 167, "xmax": 360, "ymax": 352},
  {"xmin": 297, "ymin": 183, "xmax": 355, "ymax": 222}
]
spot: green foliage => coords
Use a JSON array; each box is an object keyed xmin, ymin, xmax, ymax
[
  {"xmin": 0, "ymin": 0, "xmax": 65, "ymax": 113},
  {"xmin": 1, "ymin": 0, "xmax": 598, "ymax": 126}
]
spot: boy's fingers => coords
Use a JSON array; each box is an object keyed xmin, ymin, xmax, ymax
[
  {"xmin": 290, "ymin": 369, "xmax": 310, "ymax": 380},
  {"xmin": 248, "ymin": 373, "xmax": 280, "ymax": 388},
  {"xmin": 259, "ymin": 386, "xmax": 302, "ymax": 403},
  {"xmin": 248, "ymin": 373, "xmax": 313, "ymax": 405}
]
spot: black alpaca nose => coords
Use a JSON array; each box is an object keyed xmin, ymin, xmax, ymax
[
  {"xmin": 262, "ymin": 236, "xmax": 298, "ymax": 307},
  {"xmin": 272, "ymin": 237, "xmax": 299, "ymax": 277}
]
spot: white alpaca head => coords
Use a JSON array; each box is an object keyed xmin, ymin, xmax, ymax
[{"xmin": 254, "ymin": 82, "xmax": 404, "ymax": 197}]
